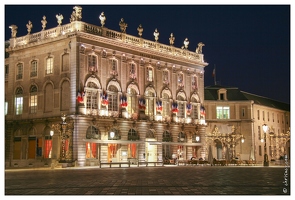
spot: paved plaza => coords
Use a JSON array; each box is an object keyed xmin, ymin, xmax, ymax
[{"xmin": 5, "ymin": 165, "xmax": 291, "ymax": 195}]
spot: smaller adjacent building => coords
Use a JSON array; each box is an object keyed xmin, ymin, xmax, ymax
[{"xmin": 203, "ymin": 85, "xmax": 290, "ymax": 164}]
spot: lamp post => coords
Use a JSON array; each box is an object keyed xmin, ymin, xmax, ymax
[
  {"xmin": 262, "ymin": 124, "xmax": 269, "ymax": 166},
  {"xmin": 51, "ymin": 114, "xmax": 73, "ymax": 163}
]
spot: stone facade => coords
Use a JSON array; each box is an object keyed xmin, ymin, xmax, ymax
[{"xmin": 5, "ymin": 6, "xmax": 208, "ymax": 168}]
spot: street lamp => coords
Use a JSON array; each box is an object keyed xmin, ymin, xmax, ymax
[{"xmin": 262, "ymin": 124, "xmax": 269, "ymax": 166}]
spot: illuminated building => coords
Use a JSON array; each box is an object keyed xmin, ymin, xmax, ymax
[{"xmin": 5, "ymin": 6, "xmax": 208, "ymax": 168}]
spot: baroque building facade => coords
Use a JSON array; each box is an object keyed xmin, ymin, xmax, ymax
[
  {"xmin": 203, "ymin": 85, "xmax": 290, "ymax": 165},
  {"xmin": 5, "ymin": 6, "xmax": 209, "ymax": 168}
]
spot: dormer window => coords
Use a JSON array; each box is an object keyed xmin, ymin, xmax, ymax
[{"xmin": 218, "ymin": 88, "xmax": 227, "ymax": 100}]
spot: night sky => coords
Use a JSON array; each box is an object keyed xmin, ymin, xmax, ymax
[{"xmin": 4, "ymin": 4, "xmax": 291, "ymax": 104}]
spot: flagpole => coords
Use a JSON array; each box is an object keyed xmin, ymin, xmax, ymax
[{"xmin": 213, "ymin": 64, "xmax": 216, "ymax": 85}]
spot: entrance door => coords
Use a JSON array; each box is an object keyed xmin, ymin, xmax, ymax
[{"xmin": 146, "ymin": 139, "xmax": 157, "ymax": 162}]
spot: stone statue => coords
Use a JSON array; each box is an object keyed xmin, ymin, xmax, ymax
[
  {"xmin": 56, "ymin": 14, "xmax": 63, "ymax": 26},
  {"xmin": 70, "ymin": 6, "xmax": 82, "ymax": 22},
  {"xmin": 99, "ymin": 12, "xmax": 106, "ymax": 27},
  {"xmin": 41, "ymin": 16, "xmax": 47, "ymax": 31},
  {"xmin": 154, "ymin": 28, "xmax": 159, "ymax": 42},
  {"xmin": 184, "ymin": 38, "xmax": 189, "ymax": 49},
  {"xmin": 169, "ymin": 33, "xmax": 175, "ymax": 45},
  {"xmin": 137, "ymin": 24, "xmax": 143, "ymax": 37},
  {"xmin": 119, "ymin": 18, "xmax": 128, "ymax": 33},
  {"xmin": 196, "ymin": 42, "xmax": 205, "ymax": 54},
  {"xmin": 9, "ymin": 25, "xmax": 18, "ymax": 38},
  {"xmin": 26, "ymin": 20, "xmax": 32, "ymax": 35}
]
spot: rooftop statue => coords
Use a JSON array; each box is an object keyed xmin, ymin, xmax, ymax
[
  {"xmin": 154, "ymin": 28, "xmax": 159, "ymax": 42},
  {"xmin": 137, "ymin": 24, "xmax": 143, "ymax": 37},
  {"xmin": 196, "ymin": 42, "xmax": 205, "ymax": 54},
  {"xmin": 184, "ymin": 38, "xmax": 189, "ymax": 49},
  {"xmin": 56, "ymin": 14, "xmax": 63, "ymax": 26},
  {"xmin": 169, "ymin": 33, "xmax": 175, "ymax": 46},
  {"xmin": 26, "ymin": 20, "xmax": 33, "ymax": 35},
  {"xmin": 119, "ymin": 18, "xmax": 128, "ymax": 33},
  {"xmin": 70, "ymin": 5, "xmax": 82, "ymax": 22},
  {"xmin": 41, "ymin": 16, "xmax": 47, "ymax": 30},
  {"xmin": 9, "ymin": 25, "xmax": 17, "ymax": 38},
  {"xmin": 99, "ymin": 12, "xmax": 106, "ymax": 27}
]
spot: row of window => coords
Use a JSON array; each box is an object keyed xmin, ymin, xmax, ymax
[{"xmin": 257, "ymin": 110, "xmax": 288, "ymax": 125}]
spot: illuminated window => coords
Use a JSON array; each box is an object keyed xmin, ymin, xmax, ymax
[
  {"xmin": 108, "ymin": 86, "xmax": 118, "ymax": 112},
  {"xmin": 162, "ymin": 93, "xmax": 170, "ymax": 118},
  {"xmin": 145, "ymin": 90, "xmax": 155, "ymax": 118},
  {"xmin": 147, "ymin": 66, "xmax": 153, "ymax": 82},
  {"xmin": 30, "ymin": 85, "xmax": 38, "ymax": 114},
  {"xmin": 86, "ymin": 142, "xmax": 97, "ymax": 159},
  {"xmin": 163, "ymin": 70, "xmax": 169, "ymax": 85},
  {"xmin": 44, "ymin": 136, "xmax": 52, "ymax": 158},
  {"xmin": 216, "ymin": 106, "xmax": 230, "ymax": 119},
  {"xmin": 127, "ymin": 88, "xmax": 137, "ymax": 116},
  {"xmin": 15, "ymin": 87, "xmax": 23, "ymax": 115},
  {"xmin": 86, "ymin": 90, "xmax": 98, "ymax": 110},
  {"xmin": 46, "ymin": 57, "xmax": 53, "ymax": 74},
  {"xmin": 177, "ymin": 95, "xmax": 185, "ymax": 118},
  {"xmin": 88, "ymin": 54, "xmax": 97, "ymax": 72},
  {"xmin": 5, "ymin": 102, "xmax": 8, "ymax": 115},
  {"xmin": 16, "ymin": 63, "xmax": 23, "ymax": 80},
  {"xmin": 30, "ymin": 60, "xmax": 37, "ymax": 77}
]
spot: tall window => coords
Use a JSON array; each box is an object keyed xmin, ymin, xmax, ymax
[
  {"xmin": 192, "ymin": 76, "xmax": 198, "ymax": 90},
  {"xmin": 5, "ymin": 102, "xmax": 8, "ymax": 115},
  {"xmin": 129, "ymin": 63, "xmax": 136, "ymax": 79},
  {"xmin": 5, "ymin": 64, "xmax": 9, "ymax": 79},
  {"xmin": 163, "ymin": 70, "xmax": 169, "ymax": 85},
  {"xmin": 86, "ymin": 90, "xmax": 98, "ymax": 110},
  {"xmin": 258, "ymin": 126, "xmax": 261, "ymax": 140},
  {"xmin": 147, "ymin": 66, "xmax": 153, "ymax": 82},
  {"xmin": 88, "ymin": 54, "xmax": 97, "ymax": 72},
  {"xmin": 46, "ymin": 57, "xmax": 53, "ymax": 74},
  {"xmin": 16, "ymin": 63, "xmax": 23, "ymax": 80},
  {"xmin": 86, "ymin": 142, "xmax": 97, "ymax": 159},
  {"xmin": 108, "ymin": 85, "xmax": 118, "ymax": 112},
  {"xmin": 257, "ymin": 110, "xmax": 260, "ymax": 120},
  {"xmin": 216, "ymin": 106, "xmax": 230, "ymax": 119},
  {"xmin": 162, "ymin": 93, "xmax": 170, "ymax": 118},
  {"xmin": 30, "ymin": 85, "xmax": 38, "ymax": 114},
  {"xmin": 30, "ymin": 60, "xmax": 37, "ymax": 77},
  {"xmin": 15, "ymin": 87, "xmax": 23, "ymax": 115},
  {"xmin": 44, "ymin": 130, "xmax": 53, "ymax": 159},
  {"xmin": 127, "ymin": 88, "xmax": 137, "ymax": 116},
  {"xmin": 177, "ymin": 73, "xmax": 184, "ymax": 87},
  {"xmin": 177, "ymin": 95, "xmax": 185, "ymax": 118},
  {"xmin": 110, "ymin": 59, "xmax": 118, "ymax": 76},
  {"xmin": 145, "ymin": 90, "xmax": 155, "ymax": 118}
]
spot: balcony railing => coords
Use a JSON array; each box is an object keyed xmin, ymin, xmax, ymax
[{"xmin": 8, "ymin": 21, "xmax": 205, "ymax": 63}]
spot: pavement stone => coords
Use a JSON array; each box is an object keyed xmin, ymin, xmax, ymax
[{"xmin": 4, "ymin": 165, "xmax": 291, "ymax": 195}]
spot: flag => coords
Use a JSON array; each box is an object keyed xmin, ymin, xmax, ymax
[{"xmin": 212, "ymin": 67, "xmax": 215, "ymax": 78}]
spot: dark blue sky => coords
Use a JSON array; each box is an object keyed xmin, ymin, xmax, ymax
[{"xmin": 4, "ymin": 4, "xmax": 290, "ymax": 104}]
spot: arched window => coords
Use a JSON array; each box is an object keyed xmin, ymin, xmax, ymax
[
  {"xmin": 162, "ymin": 130, "xmax": 172, "ymax": 142},
  {"xmin": 128, "ymin": 128, "xmax": 139, "ymax": 141},
  {"xmin": 29, "ymin": 85, "xmax": 38, "ymax": 114},
  {"xmin": 86, "ymin": 126, "xmax": 100, "ymax": 139},
  {"xmin": 178, "ymin": 131, "xmax": 186, "ymax": 142},
  {"xmin": 15, "ymin": 87, "xmax": 23, "ymax": 115},
  {"xmin": 191, "ymin": 96, "xmax": 200, "ymax": 119},
  {"xmin": 146, "ymin": 129, "xmax": 155, "ymax": 138}
]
